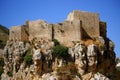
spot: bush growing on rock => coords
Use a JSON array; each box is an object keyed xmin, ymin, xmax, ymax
[
  {"xmin": 53, "ymin": 39, "xmax": 60, "ymax": 46},
  {"xmin": 24, "ymin": 54, "xmax": 33, "ymax": 66},
  {"xmin": 53, "ymin": 45, "xmax": 68, "ymax": 59},
  {"xmin": 24, "ymin": 49, "xmax": 33, "ymax": 66}
]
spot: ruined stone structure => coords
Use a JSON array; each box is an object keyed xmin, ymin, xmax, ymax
[
  {"xmin": 67, "ymin": 10, "xmax": 100, "ymax": 38},
  {"xmin": 9, "ymin": 25, "xmax": 28, "ymax": 41},
  {"xmin": 54, "ymin": 20, "xmax": 81, "ymax": 46},
  {"xmin": 28, "ymin": 20, "xmax": 53, "ymax": 41},
  {"xmin": 9, "ymin": 10, "xmax": 106, "ymax": 46}
]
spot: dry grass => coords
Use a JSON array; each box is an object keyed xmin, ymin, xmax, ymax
[
  {"xmin": 81, "ymin": 39, "xmax": 94, "ymax": 46},
  {"xmin": 56, "ymin": 63, "xmax": 80, "ymax": 80},
  {"xmin": 81, "ymin": 38, "xmax": 104, "ymax": 47}
]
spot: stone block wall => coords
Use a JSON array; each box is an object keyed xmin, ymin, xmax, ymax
[
  {"xmin": 67, "ymin": 10, "xmax": 100, "ymax": 39},
  {"xmin": 9, "ymin": 10, "xmax": 106, "ymax": 47},
  {"xmin": 9, "ymin": 26, "xmax": 28, "ymax": 41},
  {"xmin": 28, "ymin": 20, "xmax": 52, "ymax": 41},
  {"xmin": 53, "ymin": 20, "xmax": 81, "ymax": 46},
  {"xmin": 9, "ymin": 26, "xmax": 21, "ymax": 40},
  {"xmin": 21, "ymin": 25, "xmax": 29, "ymax": 41}
]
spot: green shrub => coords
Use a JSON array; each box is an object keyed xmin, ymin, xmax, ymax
[
  {"xmin": 24, "ymin": 54, "xmax": 33, "ymax": 66},
  {"xmin": 53, "ymin": 39, "xmax": 60, "ymax": 46},
  {"xmin": 0, "ymin": 67, "xmax": 4, "ymax": 76},
  {"xmin": 53, "ymin": 45, "xmax": 68, "ymax": 59},
  {"xmin": 23, "ymin": 49, "xmax": 33, "ymax": 66}
]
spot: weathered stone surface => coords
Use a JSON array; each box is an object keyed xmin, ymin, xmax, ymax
[
  {"xmin": 33, "ymin": 48, "xmax": 42, "ymax": 75},
  {"xmin": 82, "ymin": 72, "xmax": 110, "ymax": 80},
  {"xmin": 9, "ymin": 25, "xmax": 28, "ymax": 41},
  {"xmin": 1, "ymin": 39, "xmax": 119, "ymax": 80},
  {"xmin": 68, "ymin": 38, "xmax": 117, "ymax": 78},
  {"xmin": 54, "ymin": 20, "xmax": 81, "ymax": 47},
  {"xmin": 87, "ymin": 44, "xmax": 98, "ymax": 72},
  {"xmin": 42, "ymin": 73, "xmax": 57, "ymax": 80},
  {"xmin": 9, "ymin": 10, "xmax": 107, "ymax": 47},
  {"xmin": 69, "ymin": 43, "xmax": 87, "ymax": 75},
  {"xmin": 67, "ymin": 10, "xmax": 100, "ymax": 38},
  {"xmin": 1, "ymin": 40, "xmax": 31, "ymax": 79},
  {"xmin": 28, "ymin": 20, "xmax": 52, "ymax": 41}
]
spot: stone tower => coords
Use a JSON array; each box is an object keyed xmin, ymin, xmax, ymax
[{"xmin": 67, "ymin": 10, "xmax": 100, "ymax": 39}]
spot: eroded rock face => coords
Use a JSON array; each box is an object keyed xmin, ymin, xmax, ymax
[
  {"xmin": 68, "ymin": 38, "xmax": 116, "ymax": 78},
  {"xmin": 69, "ymin": 43, "xmax": 99, "ymax": 75},
  {"xmin": 82, "ymin": 72, "xmax": 110, "ymax": 80},
  {"xmin": 87, "ymin": 44, "xmax": 98, "ymax": 72},
  {"xmin": 69, "ymin": 43, "xmax": 87, "ymax": 75},
  {"xmin": 2, "ymin": 40, "xmax": 30, "ymax": 80},
  {"xmin": 1, "ymin": 37, "xmax": 119, "ymax": 80},
  {"xmin": 33, "ymin": 48, "xmax": 42, "ymax": 76}
]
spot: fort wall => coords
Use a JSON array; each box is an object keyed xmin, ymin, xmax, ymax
[
  {"xmin": 9, "ymin": 26, "xmax": 21, "ymax": 40},
  {"xmin": 9, "ymin": 25, "xmax": 28, "ymax": 41},
  {"xmin": 67, "ymin": 10, "xmax": 100, "ymax": 38},
  {"xmin": 9, "ymin": 10, "xmax": 107, "ymax": 47},
  {"xmin": 53, "ymin": 20, "xmax": 81, "ymax": 46},
  {"xmin": 28, "ymin": 20, "xmax": 52, "ymax": 41}
]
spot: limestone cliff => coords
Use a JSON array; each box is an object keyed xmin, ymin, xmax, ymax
[{"xmin": 1, "ymin": 37, "xmax": 120, "ymax": 80}]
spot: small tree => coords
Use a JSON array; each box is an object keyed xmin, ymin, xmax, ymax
[
  {"xmin": 53, "ymin": 45, "xmax": 68, "ymax": 59},
  {"xmin": 53, "ymin": 39, "xmax": 60, "ymax": 46},
  {"xmin": 24, "ymin": 54, "xmax": 33, "ymax": 66},
  {"xmin": 24, "ymin": 49, "xmax": 33, "ymax": 66}
]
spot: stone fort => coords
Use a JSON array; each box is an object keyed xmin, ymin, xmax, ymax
[{"xmin": 9, "ymin": 10, "xmax": 106, "ymax": 46}]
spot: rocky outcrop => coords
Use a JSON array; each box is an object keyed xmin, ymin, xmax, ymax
[
  {"xmin": 69, "ymin": 43, "xmax": 87, "ymax": 75},
  {"xmin": 82, "ymin": 72, "xmax": 110, "ymax": 80},
  {"xmin": 1, "ymin": 40, "xmax": 30, "ymax": 80},
  {"xmin": 1, "ymin": 37, "xmax": 118, "ymax": 80},
  {"xmin": 1, "ymin": 36, "xmax": 119, "ymax": 80},
  {"xmin": 68, "ymin": 37, "xmax": 118, "ymax": 80}
]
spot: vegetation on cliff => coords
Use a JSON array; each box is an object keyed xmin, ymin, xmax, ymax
[
  {"xmin": 24, "ymin": 49, "xmax": 33, "ymax": 66},
  {"xmin": 53, "ymin": 39, "xmax": 68, "ymax": 59}
]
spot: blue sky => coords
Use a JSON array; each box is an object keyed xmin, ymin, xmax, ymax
[{"xmin": 0, "ymin": 0, "xmax": 120, "ymax": 57}]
